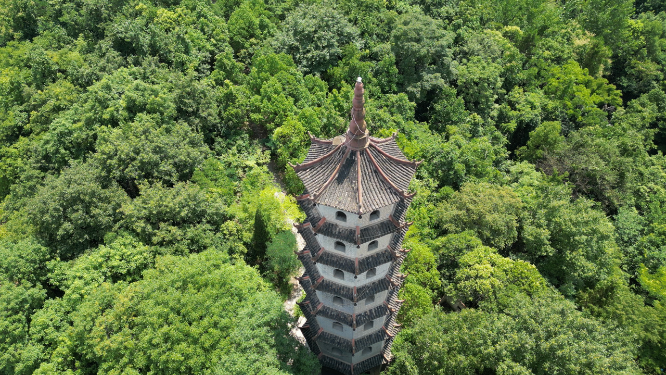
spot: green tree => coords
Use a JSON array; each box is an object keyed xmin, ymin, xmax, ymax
[
  {"xmin": 539, "ymin": 123, "xmax": 652, "ymax": 213},
  {"xmin": 431, "ymin": 231, "xmax": 485, "ymax": 282},
  {"xmin": 578, "ymin": 274, "xmax": 665, "ymax": 373},
  {"xmin": 450, "ymin": 245, "xmax": 549, "ymax": 310},
  {"xmin": 543, "ymin": 60, "xmax": 622, "ymax": 129},
  {"xmin": 263, "ymin": 230, "xmax": 300, "ymax": 295},
  {"xmin": 119, "ymin": 181, "xmax": 226, "ymax": 255},
  {"xmin": 387, "ymin": 294, "xmax": 641, "ymax": 375},
  {"xmin": 272, "ymin": 116, "xmax": 310, "ymax": 171},
  {"xmin": 0, "ymin": 280, "xmax": 45, "ymax": 375},
  {"xmin": 250, "ymin": 205, "xmax": 272, "ymax": 265},
  {"xmin": 509, "ymin": 164, "xmax": 622, "ymax": 296},
  {"xmin": 247, "ymin": 53, "xmax": 327, "ymax": 131},
  {"xmin": 0, "ymin": 238, "xmax": 50, "ymax": 285},
  {"xmin": 456, "ymin": 56, "xmax": 503, "ymax": 119},
  {"xmin": 390, "ymin": 11, "xmax": 454, "ymax": 104},
  {"xmin": 33, "ymin": 250, "xmax": 319, "ymax": 374},
  {"xmin": 564, "ymin": 0, "xmax": 634, "ymax": 50},
  {"xmin": 517, "ymin": 120, "xmax": 564, "ymax": 162},
  {"xmin": 421, "ymin": 131, "xmax": 507, "ymax": 189},
  {"xmin": 398, "ymin": 239, "xmax": 441, "ymax": 324},
  {"xmin": 426, "ymin": 85, "xmax": 468, "ymax": 132},
  {"xmin": 26, "ymin": 162, "xmax": 128, "ymax": 260},
  {"xmin": 272, "ymin": 4, "xmax": 359, "ymax": 74},
  {"xmin": 435, "ymin": 182, "xmax": 523, "ymax": 249},
  {"xmin": 637, "ymin": 264, "xmax": 666, "ymax": 372},
  {"xmin": 228, "ymin": 0, "xmax": 276, "ymax": 63},
  {"xmin": 51, "ymin": 233, "xmax": 157, "ymax": 290},
  {"xmin": 94, "ymin": 114, "xmax": 210, "ymax": 197}
]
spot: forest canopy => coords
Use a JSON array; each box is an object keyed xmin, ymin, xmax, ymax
[{"xmin": 0, "ymin": 0, "xmax": 665, "ymax": 373}]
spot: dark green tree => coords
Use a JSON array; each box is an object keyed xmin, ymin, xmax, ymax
[
  {"xmin": 390, "ymin": 11, "xmax": 454, "ymax": 104},
  {"xmin": 387, "ymin": 294, "xmax": 641, "ymax": 375},
  {"xmin": 272, "ymin": 4, "xmax": 359, "ymax": 74},
  {"xmin": 94, "ymin": 114, "xmax": 210, "ymax": 197},
  {"xmin": 26, "ymin": 162, "xmax": 128, "ymax": 260},
  {"xmin": 263, "ymin": 230, "xmax": 300, "ymax": 294},
  {"xmin": 32, "ymin": 250, "xmax": 319, "ymax": 374}
]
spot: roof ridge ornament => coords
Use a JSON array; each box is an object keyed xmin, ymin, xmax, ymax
[{"xmin": 346, "ymin": 77, "xmax": 370, "ymax": 150}]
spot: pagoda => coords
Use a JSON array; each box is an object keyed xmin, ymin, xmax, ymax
[{"xmin": 291, "ymin": 78, "xmax": 419, "ymax": 375}]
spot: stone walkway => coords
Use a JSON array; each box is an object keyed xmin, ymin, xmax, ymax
[{"xmin": 279, "ymin": 191, "xmax": 307, "ymax": 345}]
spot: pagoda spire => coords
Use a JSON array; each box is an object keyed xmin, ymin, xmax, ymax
[{"xmin": 346, "ymin": 77, "xmax": 369, "ymax": 149}]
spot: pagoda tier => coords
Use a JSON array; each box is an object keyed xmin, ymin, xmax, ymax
[
  {"xmin": 295, "ymin": 195, "xmax": 412, "ymax": 244},
  {"xmin": 290, "ymin": 135, "xmax": 419, "ymax": 216},
  {"xmin": 292, "ymin": 78, "xmax": 419, "ymax": 375}
]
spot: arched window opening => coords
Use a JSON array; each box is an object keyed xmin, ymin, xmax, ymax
[
  {"xmin": 362, "ymin": 347, "xmax": 372, "ymax": 355},
  {"xmin": 333, "ymin": 322, "xmax": 344, "ymax": 331},
  {"xmin": 365, "ymin": 294, "xmax": 375, "ymax": 305},
  {"xmin": 364, "ymin": 321, "xmax": 374, "ymax": 331},
  {"xmin": 368, "ymin": 240, "xmax": 378, "ymax": 251},
  {"xmin": 334, "ymin": 268, "xmax": 345, "ymax": 280},
  {"xmin": 366, "ymin": 268, "xmax": 376, "ymax": 278},
  {"xmin": 369, "ymin": 210, "xmax": 380, "ymax": 221},
  {"xmin": 331, "ymin": 347, "xmax": 343, "ymax": 356},
  {"xmin": 334, "ymin": 241, "xmax": 346, "ymax": 252},
  {"xmin": 333, "ymin": 296, "xmax": 344, "ymax": 306},
  {"xmin": 336, "ymin": 211, "xmax": 347, "ymax": 222}
]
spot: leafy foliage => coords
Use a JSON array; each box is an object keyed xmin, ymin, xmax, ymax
[
  {"xmin": 0, "ymin": 0, "xmax": 664, "ymax": 372},
  {"xmin": 435, "ymin": 182, "xmax": 523, "ymax": 249},
  {"xmin": 33, "ymin": 250, "xmax": 317, "ymax": 374},
  {"xmin": 387, "ymin": 295, "xmax": 641, "ymax": 375},
  {"xmin": 272, "ymin": 4, "xmax": 359, "ymax": 74},
  {"xmin": 26, "ymin": 162, "xmax": 128, "ymax": 260}
]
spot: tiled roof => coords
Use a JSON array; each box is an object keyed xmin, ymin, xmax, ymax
[
  {"xmin": 291, "ymin": 81, "xmax": 419, "ymax": 215},
  {"xmin": 301, "ymin": 293, "xmax": 396, "ymax": 329},
  {"xmin": 386, "ymin": 249, "xmax": 407, "ymax": 280},
  {"xmin": 315, "ymin": 328, "xmax": 390, "ymax": 356},
  {"xmin": 354, "ymin": 355, "xmax": 384, "ymax": 374},
  {"xmin": 299, "ymin": 325, "xmax": 321, "ymax": 355},
  {"xmin": 319, "ymin": 355, "xmax": 350, "ymax": 374},
  {"xmin": 299, "ymin": 247, "xmax": 406, "ymax": 302},
  {"xmin": 297, "ymin": 250, "xmax": 321, "ymax": 280},
  {"xmin": 381, "ymin": 334, "xmax": 398, "ymax": 363},
  {"xmin": 311, "ymin": 303, "xmax": 389, "ymax": 328},
  {"xmin": 318, "ymin": 305, "xmax": 356, "ymax": 326},
  {"xmin": 319, "ymin": 331, "xmax": 355, "ymax": 352},
  {"xmin": 312, "ymin": 247, "xmax": 356, "ymax": 272},
  {"xmin": 298, "ymin": 300, "xmax": 321, "ymax": 332},
  {"xmin": 301, "ymin": 272, "xmax": 404, "ymax": 303},
  {"xmin": 355, "ymin": 278, "xmax": 392, "ymax": 302},
  {"xmin": 356, "ymin": 304, "xmax": 390, "ymax": 326},
  {"xmin": 294, "ymin": 222, "xmax": 321, "ymax": 252},
  {"xmin": 390, "ymin": 225, "xmax": 410, "ymax": 250},
  {"xmin": 292, "ymin": 225, "xmax": 406, "ymax": 274},
  {"xmin": 355, "ymin": 330, "xmax": 386, "ymax": 350},
  {"xmin": 384, "ymin": 292, "xmax": 405, "ymax": 313},
  {"xmin": 317, "ymin": 354, "xmax": 385, "ymax": 375},
  {"xmin": 297, "ymin": 276, "xmax": 321, "ymax": 306},
  {"xmin": 297, "ymin": 195, "xmax": 413, "ymax": 227},
  {"xmin": 313, "ymin": 247, "xmax": 402, "ymax": 275},
  {"xmin": 293, "ymin": 140, "xmax": 419, "ymax": 215},
  {"xmin": 391, "ymin": 197, "xmax": 412, "ymax": 223}
]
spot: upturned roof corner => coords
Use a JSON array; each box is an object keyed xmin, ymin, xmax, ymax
[{"xmin": 290, "ymin": 78, "xmax": 420, "ymax": 215}]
